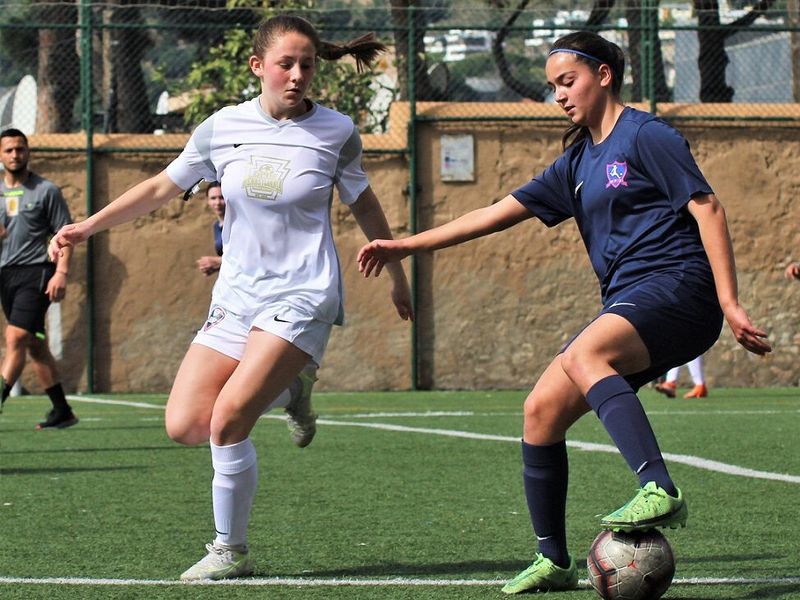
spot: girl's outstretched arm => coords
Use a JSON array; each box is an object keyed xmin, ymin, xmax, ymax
[
  {"xmin": 357, "ymin": 194, "xmax": 531, "ymax": 277},
  {"xmin": 49, "ymin": 171, "xmax": 183, "ymax": 260}
]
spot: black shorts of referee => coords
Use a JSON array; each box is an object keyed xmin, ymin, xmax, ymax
[{"xmin": 0, "ymin": 263, "xmax": 56, "ymax": 339}]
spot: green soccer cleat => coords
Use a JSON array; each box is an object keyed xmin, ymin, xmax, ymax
[
  {"xmin": 285, "ymin": 370, "xmax": 318, "ymax": 448},
  {"xmin": 501, "ymin": 553, "xmax": 579, "ymax": 594},
  {"xmin": 179, "ymin": 541, "xmax": 254, "ymax": 581},
  {"xmin": 600, "ymin": 481, "xmax": 688, "ymax": 532}
]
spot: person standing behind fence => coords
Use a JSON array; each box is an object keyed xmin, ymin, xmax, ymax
[
  {"xmin": 49, "ymin": 15, "xmax": 412, "ymax": 582},
  {"xmin": 0, "ymin": 128, "xmax": 77, "ymax": 430},
  {"xmin": 357, "ymin": 30, "xmax": 770, "ymax": 594},
  {"xmin": 196, "ymin": 181, "xmax": 225, "ymax": 276}
]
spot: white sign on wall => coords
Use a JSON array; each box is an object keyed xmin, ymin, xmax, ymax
[{"xmin": 440, "ymin": 134, "xmax": 474, "ymax": 182}]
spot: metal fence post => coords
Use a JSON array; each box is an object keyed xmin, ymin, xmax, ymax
[
  {"xmin": 643, "ymin": 0, "xmax": 657, "ymax": 113},
  {"xmin": 407, "ymin": 5, "xmax": 419, "ymax": 390},
  {"xmin": 79, "ymin": 0, "xmax": 95, "ymax": 393}
]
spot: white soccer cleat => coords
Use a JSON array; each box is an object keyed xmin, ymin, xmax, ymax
[
  {"xmin": 179, "ymin": 541, "xmax": 254, "ymax": 581},
  {"xmin": 285, "ymin": 370, "xmax": 318, "ymax": 448}
]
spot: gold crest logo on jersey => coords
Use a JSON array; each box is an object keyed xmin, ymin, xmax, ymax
[
  {"xmin": 3, "ymin": 190, "xmax": 23, "ymax": 217},
  {"xmin": 242, "ymin": 155, "xmax": 291, "ymax": 201}
]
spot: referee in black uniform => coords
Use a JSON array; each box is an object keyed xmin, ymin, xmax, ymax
[{"xmin": 0, "ymin": 128, "xmax": 77, "ymax": 429}]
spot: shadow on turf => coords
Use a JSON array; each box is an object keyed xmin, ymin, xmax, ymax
[
  {"xmin": 296, "ymin": 559, "xmax": 529, "ymax": 578},
  {"xmin": 0, "ymin": 444, "xmax": 205, "ymax": 455},
  {"xmin": 0, "ymin": 424, "xmax": 166, "ymax": 433},
  {"xmin": 0, "ymin": 465, "xmax": 147, "ymax": 475},
  {"xmin": 738, "ymin": 584, "xmax": 800, "ymax": 599},
  {"xmin": 668, "ymin": 584, "xmax": 800, "ymax": 600}
]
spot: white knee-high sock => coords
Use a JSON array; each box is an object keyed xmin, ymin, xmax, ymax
[
  {"xmin": 210, "ymin": 438, "xmax": 258, "ymax": 548},
  {"xmin": 687, "ymin": 356, "xmax": 705, "ymax": 385},
  {"xmin": 665, "ymin": 366, "xmax": 680, "ymax": 384}
]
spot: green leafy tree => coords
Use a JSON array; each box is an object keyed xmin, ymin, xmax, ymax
[{"xmin": 180, "ymin": 0, "xmax": 385, "ymax": 131}]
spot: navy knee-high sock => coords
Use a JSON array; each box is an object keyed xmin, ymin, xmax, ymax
[
  {"xmin": 585, "ymin": 375, "xmax": 676, "ymax": 496},
  {"xmin": 522, "ymin": 440, "xmax": 570, "ymax": 568}
]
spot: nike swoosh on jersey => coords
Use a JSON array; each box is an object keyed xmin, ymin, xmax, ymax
[
  {"xmin": 608, "ymin": 301, "xmax": 637, "ymax": 308},
  {"xmin": 574, "ymin": 181, "xmax": 584, "ymax": 195}
]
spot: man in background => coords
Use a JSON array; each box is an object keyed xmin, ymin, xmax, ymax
[{"xmin": 0, "ymin": 128, "xmax": 76, "ymax": 430}]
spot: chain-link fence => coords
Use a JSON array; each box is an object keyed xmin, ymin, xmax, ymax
[{"xmin": 1, "ymin": 0, "xmax": 799, "ymax": 154}]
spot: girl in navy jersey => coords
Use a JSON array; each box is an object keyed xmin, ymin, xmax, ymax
[
  {"xmin": 50, "ymin": 15, "xmax": 412, "ymax": 581},
  {"xmin": 358, "ymin": 31, "xmax": 770, "ymax": 594}
]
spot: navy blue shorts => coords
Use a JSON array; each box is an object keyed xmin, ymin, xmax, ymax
[{"xmin": 565, "ymin": 272, "xmax": 724, "ymax": 391}]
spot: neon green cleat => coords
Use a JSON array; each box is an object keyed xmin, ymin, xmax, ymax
[
  {"xmin": 501, "ymin": 553, "xmax": 578, "ymax": 594},
  {"xmin": 600, "ymin": 481, "xmax": 688, "ymax": 532},
  {"xmin": 179, "ymin": 541, "xmax": 254, "ymax": 581},
  {"xmin": 285, "ymin": 370, "xmax": 318, "ymax": 448}
]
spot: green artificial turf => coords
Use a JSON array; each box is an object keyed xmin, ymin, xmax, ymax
[{"xmin": 1, "ymin": 388, "xmax": 798, "ymax": 599}]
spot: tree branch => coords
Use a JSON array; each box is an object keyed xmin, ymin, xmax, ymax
[
  {"xmin": 491, "ymin": 0, "xmax": 549, "ymax": 101},
  {"xmin": 724, "ymin": 0, "xmax": 776, "ymax": 38}
]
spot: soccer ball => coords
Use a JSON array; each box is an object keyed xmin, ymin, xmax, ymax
[{"xmin": 587, "ymin": 529, "xmax": 675, "ymax": 600}]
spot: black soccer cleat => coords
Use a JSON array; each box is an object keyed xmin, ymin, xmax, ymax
[{"xmin": 36, "ymin": 408, "xmax": 79, "ymax": 431}]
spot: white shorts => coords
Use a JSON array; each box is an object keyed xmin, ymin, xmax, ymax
[{"xmin": 192, "ymin": 304, "xmax": 332, "ymax": 366}]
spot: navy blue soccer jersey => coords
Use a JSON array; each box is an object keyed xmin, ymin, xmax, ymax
[
  {"xmin": 512, "ymin": 107, "xmax": 714, "ymax": 303},
  {"xmin": 213, "ymin": 220, "xmax": 223, "ymax": 257}
]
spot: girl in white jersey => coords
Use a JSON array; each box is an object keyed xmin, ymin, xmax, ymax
[{"xmin": 49, "ymin": 15, "xmax": 413, "ymax": 581}]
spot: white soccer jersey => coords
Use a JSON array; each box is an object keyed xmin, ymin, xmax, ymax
[{"xmin": 166, "ymin": 98, "xmax": 369, "ymax": 325}]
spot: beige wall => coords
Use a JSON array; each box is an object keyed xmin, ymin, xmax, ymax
[{"xmin": 6, "ymin": 119, "xmax": 800, "ymax": 393}]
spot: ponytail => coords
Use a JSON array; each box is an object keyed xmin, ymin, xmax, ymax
[
  {"xmin": 254, "ymin": 16, "xmax": 386, "ymax": 72},
  {"xmin": 317, "ymin": 33, "xmax": 387, "ymax": 72}
]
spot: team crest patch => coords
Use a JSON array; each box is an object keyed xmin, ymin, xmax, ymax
[
  {"xmin": 242, "ymin": 155, "xmax": 291, "ymax": 201},
  {"xmin": 605, "ymin": 161, "xmax": 629, "ymax": 189},
  {"xmin": 203, "ymin": 306, "xmax": 227, "ymax": 331}
]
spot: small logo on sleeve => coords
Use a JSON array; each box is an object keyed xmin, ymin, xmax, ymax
[{"xmin": 605, "ymin": 161, "xmax": 629, "ymax": 189}]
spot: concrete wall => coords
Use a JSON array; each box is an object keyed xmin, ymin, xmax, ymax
[{"xmin": 6, "ymin": 117, "xmax": 799, "ymax": 393}]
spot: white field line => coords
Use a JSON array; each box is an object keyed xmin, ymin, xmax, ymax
[
  {"xmin": 65, "ymin": 396, "xmax": 800, "ymax": 418},
  {"xmin": 1, "ymin": 575, "xmax": 799, "ymax": 588},
  {"xmin": 66, "ymin": 396, "xmax": 166, "ymax": 410},
  {"xmin": 66, "ymin": 396, "xmax": 800, "ymax": 484}
]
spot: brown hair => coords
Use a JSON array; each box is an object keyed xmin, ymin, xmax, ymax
[
  {"xmin": 253, "ymin": 15, "xmax": 386, "ymax": 73},
  {"xmin": 549, "ymin": 31, "xmax": 626, "ymax": 150}
]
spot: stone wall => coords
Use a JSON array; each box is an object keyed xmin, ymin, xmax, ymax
[{"xmin": 5, "ymin": 116, "xmax": 799, "ymax": 393}]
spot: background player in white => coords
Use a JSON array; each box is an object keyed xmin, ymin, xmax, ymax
[
  {"xmin": 654, "ymin": 355, "xmax": 709, "ymax": 399},
  {"xmin": 49, "ymin": 15, "xmax": 412, "ymax": 581}
]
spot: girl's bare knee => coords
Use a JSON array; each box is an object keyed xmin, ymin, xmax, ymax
[
  {"xmin": 165, "ymin": 417, "xmax": 209, "ymax": 446},
  {"xmin": 559, "ymin": 349, "xmax": 584, "ymax": 386},
  {"xmin": 209, "ymin": 409, "xmax": 252, "ymax": 446},
  {"xmin": 523, "ymin": 396, "xmax": 556, "ymax": 442}
]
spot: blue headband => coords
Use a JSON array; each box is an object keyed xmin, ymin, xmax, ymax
[{"xmin": 548, "ymin": 48, "xmax": 604, "ymax": 64}]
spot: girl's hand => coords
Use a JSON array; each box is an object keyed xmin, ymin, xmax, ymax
[
  {"xmin": 784, "ymin": 263, "xmax": 800, "ymax": 281},
  {"xmin": 357, "ymin": 239, "xmax": 410, "ymax": 277},
  {"xmin": 49, "ymin": 222, "xmax": 92, "ymax": 262},
  {"xmin": 390, "ymin": 277, "xmax": 414, "ymax": 321},
  {"xmin": 724, "ymin": 303, "xmax": 772, "ymax": 355}
]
